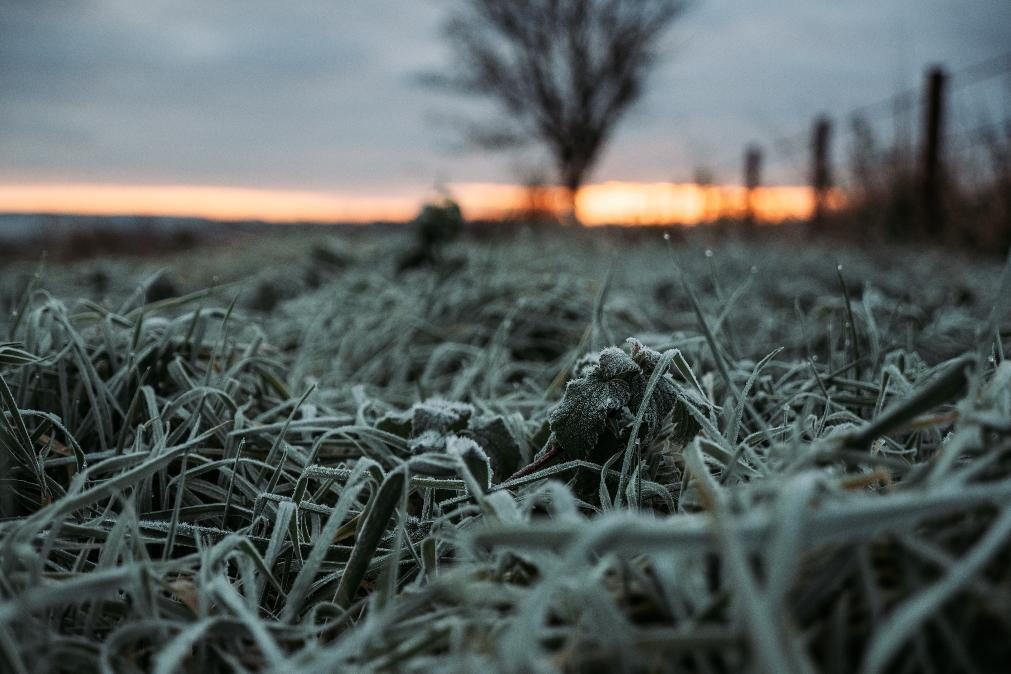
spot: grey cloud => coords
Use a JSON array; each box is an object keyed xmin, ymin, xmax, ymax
[{"xmin": 0, "ymin": 0, "xmax": 1008, "ymax": 190}]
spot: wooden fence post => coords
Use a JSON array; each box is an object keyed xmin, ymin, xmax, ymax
[
  {"xmin": 744, "ymin": 145, "xmax": 762, "ymax": 224},
  {"xmin": 920, "ymin": 65, "xmax": 947, "ymax": 238},
  {"xmin": 811, "ymin": 115, "xmax": 833, "ymax": 227}
]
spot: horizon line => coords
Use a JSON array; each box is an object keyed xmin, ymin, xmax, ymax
[{"xmin": 0, "ymin": 181, "xmax": 832, "ymax": 226}]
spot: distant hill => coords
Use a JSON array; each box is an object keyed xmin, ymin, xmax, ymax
[{"xmin": 0, "ymin": 213, "xmax": 220, "ymax": 242}]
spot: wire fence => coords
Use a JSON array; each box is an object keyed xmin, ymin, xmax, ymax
[
  {"xmin": 701, "ymin": 50, "xmax": 1011, "ymax": 191},
  {"xmin": 686, "ymin": 50, "xmax": 1011, "ymax": 247}
]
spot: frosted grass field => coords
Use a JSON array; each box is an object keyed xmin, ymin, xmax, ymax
[{"xmin": 1, "ymin": 226, "xmax": 1009, "ymax": 672}]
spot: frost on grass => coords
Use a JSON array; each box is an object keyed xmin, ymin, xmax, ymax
[{"xmin": 0, "ymin": 230, "xmax": 1008, "ymax": 673}]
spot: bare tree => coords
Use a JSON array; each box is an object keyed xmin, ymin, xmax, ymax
[{"xmin": 431, "ymin": 0, "xmax": 688, "ymax": 220}]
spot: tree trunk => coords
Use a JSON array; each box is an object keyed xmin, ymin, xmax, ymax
[{"xmin": 561, "ymin": 166, "xmax": 584, "ymax": 225}]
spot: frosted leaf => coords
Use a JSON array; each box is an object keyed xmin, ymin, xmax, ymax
[
  {"xmin": 550, "ymin": 348, "xmax": 639, "ymax": 459},
  {"xmin": 411, "ymin": 399, "xmax": 474, "ymax": 435},
  {"xmin": 624, "ymin": 339, "xmax": 675, "ymax": 441},
  {"xmin": 670, "ymin": 384, "xmax": 705, "ymax": 445},
  {"xmin": 551, "ymin": 340, "xmax": 705, "ymax": 460},
  {"xmin": 597, "ymin": 347, "xmax": 640, "ymax": 380},
  {"xmin": 629, "ymin": 373, "xmax": 680, "ymax": 442},
  {"xmin": 627, "ymin": 338, "xmax": 664, "ymax": 373},
  {"xmin": 445, "ymin": 434, "xmax": 486, "ymax": 460},
  {"xmin": 626, "ymin": 338, "xmax": 703, "ymax": 445},
  {"xmin": 465, "ymin": 414, "xmax": 523, "ymax": 482},
  {"xmin": 549, "ymin": 374, "xmax": 632, "ymax": 458},
  {"xmin": 572, "ymin": 351, "xmax": 602, "ymax": 379},
  {"xmin": 376, "ymin": 409, "xmax": 413, "ymax": 437},
  {"xmin": 408, "ymin": 429, "xmax": 447, "ymax": 454},
  {"xmin": 445, "ymin": 434, "xmax": 491, "ymax": 490},
  {"xmin": 377, "ymin": 399, "xmax": 473, "ymax": 441}
]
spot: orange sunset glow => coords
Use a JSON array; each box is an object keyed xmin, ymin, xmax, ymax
[{"xmin": 0, "ymin": 182, "xmax": 833, "ymax": 226}]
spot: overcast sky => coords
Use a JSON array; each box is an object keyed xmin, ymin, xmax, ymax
[{"xmin": 1, "ymin": 0, "xmax": 1009, "ymax": 194}]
